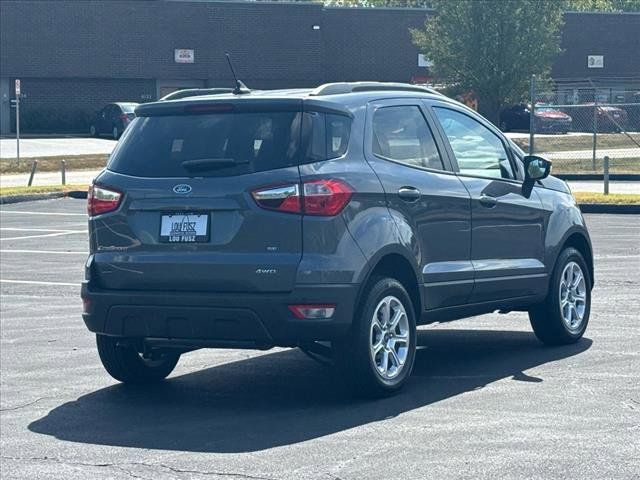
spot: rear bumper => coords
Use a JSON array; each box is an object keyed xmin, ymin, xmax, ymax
[{"xmin": 81, "ymin": 281, "xmax": 358, "ymax": 348}]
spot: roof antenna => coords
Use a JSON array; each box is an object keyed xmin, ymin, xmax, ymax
[{"xmin": 225, "ymin": 53, "xmax": 251, "ymax": 95}]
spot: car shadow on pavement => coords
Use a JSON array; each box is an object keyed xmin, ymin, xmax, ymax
[{"xmin": 29, "ymin": 329, "xmax": 591, "ymax": 453}]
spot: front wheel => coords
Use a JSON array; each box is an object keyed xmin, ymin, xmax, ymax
[
  {"xmin": 529, "ymin": 247, "xmax": 591, "ymax": 345},
  {"xmin": 89, "ymin": 125, "xmax": 97, "ymax": 137},
  {"xmin": 334, "ymin": 277, "xmax": 417, "ymax": 397},
  {"xmin": 96, "ymin": 335, "xmax": 180, "ymax": 384}
]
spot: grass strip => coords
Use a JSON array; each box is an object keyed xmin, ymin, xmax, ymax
[
  {"xmin": 0, "ymin": 154, "xmax": 108, "ymax": 174},
  {"xmin": 573, "ymin": 192, "xmax": 640, "ymax": 205},
  {"xmin": 0, "ymin": 184, "xmax": 87, "ymax": 197}
]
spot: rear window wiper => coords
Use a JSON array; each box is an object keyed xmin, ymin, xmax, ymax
[{"xmin": 180, "ymin": 158, "xmax": 248, "ymax": 171}]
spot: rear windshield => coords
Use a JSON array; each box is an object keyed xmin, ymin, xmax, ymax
[{"xmin": 107, "ymin": 111, "xmax": 351, "ymax": 177}]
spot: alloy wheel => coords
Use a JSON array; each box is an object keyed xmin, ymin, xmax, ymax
[
  {"xmin": 369, "ymin": 295, "xmax": 410, "ymax": 380},
  {"xmin": 559, "ymin": 261, "xmax": 587, "ymax": 332}
]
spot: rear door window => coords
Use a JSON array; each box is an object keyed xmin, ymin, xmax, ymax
[
  {"xmin": 108, "ymin": 111, "xmax": 304, "ymax": 177},
  {"xmin": 372, "ymin": 105, "xmax": 444, "ymax": 170}
]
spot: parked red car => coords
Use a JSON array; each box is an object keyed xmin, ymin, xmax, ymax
[
  {"xmin": 499, "ymin": 104, "xmax": 572, "ymax": 134},
  {"xmin": 561, "ymin": 103, "xmax": 628, "ymax": 133}
]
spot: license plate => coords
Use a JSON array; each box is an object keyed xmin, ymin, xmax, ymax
[{"xmin": 160, "ymin": 213, "xmax": 209, "ymax": 243}]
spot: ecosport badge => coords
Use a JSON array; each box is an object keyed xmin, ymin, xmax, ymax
[{"xmin": 173, "ymin": 184, "xmax": 192, "ymax": 195}]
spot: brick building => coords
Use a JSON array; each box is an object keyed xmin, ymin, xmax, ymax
[{"xmin": 0, "ymin": 1, "xmax": 638, "ymax": 134}]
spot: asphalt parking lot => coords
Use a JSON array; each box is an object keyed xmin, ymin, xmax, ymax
[{"xmin": 0, "ymin": 198, "xmax": 638, "ymax": 479}]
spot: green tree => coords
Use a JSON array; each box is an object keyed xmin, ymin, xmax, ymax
[{"xmin": 412, "ymin": 0, "xmax": 566, "ymax": 124}]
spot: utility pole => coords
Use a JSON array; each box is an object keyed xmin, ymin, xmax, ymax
[
  {"xmin": 529, "ymin": 75, "xmax": 536, "ymax": 155},
  {"xmin": 15, "ymin": 79, "xmax": 21, "ymax": 167}
]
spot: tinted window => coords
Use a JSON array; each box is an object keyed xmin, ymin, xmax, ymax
[
  {"xmin": 302, "ymin": 112, "xmax": 351, "ymax": 163},
  {"xmin": 372, "ymin": 106, "xmax": 444, "ymax": 170},
  {"xmin": 434, "ymin": 107, "xmax": 514, "ymax": 179},
  {"xmin": 326, "ymin": 114, "xmax": 350, "ymax": 158},
  {"xmin": 108, "ymin": 112, "xmax": 303, "ymax": 177}
]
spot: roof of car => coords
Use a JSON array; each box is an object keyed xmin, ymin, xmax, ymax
[{"xmin": 136, "ymin": 82, "xmax": 453, "ymax": 117}]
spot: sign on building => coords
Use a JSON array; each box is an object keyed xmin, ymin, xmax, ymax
[
  {"xmin": 174, "ymin": 49, "xmax": 195, "ymax": 64},
  {"xmin": 418, "ymin": 54, "xmax": 433, "ymax": 68},
  {"xmin": 587, "ymin": 55, "xmax": 604, "ymax": 68}
]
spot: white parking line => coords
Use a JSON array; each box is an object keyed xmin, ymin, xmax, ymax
[
  {"xmin": 0, "ymin": 211, "xmax": 86, "ymax": 217},
  {"xmin": 0, "ymin": 279, "xmax": 79, "ymax": 286},
  {"xmin": 0, "ymin": 249, "xmax": 87, "ymax": 255},
  {"xmin": 1, "ymin": 228, "xmax": 85, "ymax": 232},
  {"xmin": 0, "ymin": 231, "xmax": 86, "ymax": 241}
]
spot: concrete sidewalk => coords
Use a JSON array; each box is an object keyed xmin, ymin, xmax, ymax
[{"xmin": 0, "ymin": 137, "xmax": 116, "ymax": 158}]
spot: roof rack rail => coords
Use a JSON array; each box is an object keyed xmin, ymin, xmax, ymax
[
  {"xmin": 160, "ymin": 88, "xmax": 235, "ymax": 101},
  {"xmin": 310, "ymin": 82, "xmax": 441, "ymax": 96}
]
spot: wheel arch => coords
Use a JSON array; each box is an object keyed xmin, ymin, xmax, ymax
[
  {"xmin": 561, "ymin": 231, "xmax": 594, "ymax": 288},
  {"xmin": 356, "ymin": 250, "xmax": 422, "ymax": 319}
]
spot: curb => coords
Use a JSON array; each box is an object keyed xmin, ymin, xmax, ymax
[
  {"xmin": 579, "ymin": 203, "xmax": 640, "ymax": 214},
  {"xmin": 0, "ymin": 190, "xmax": 87, "ymax": 205},
  {"xmin": 557, "ymin": 174, "xmax": 640, "ymax": 181}
]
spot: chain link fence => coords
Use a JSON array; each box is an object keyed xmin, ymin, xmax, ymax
[{"xmin": 506, "ymin": 77, "xmax": 640, "ymax": 174}]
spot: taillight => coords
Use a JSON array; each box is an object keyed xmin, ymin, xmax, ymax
[
  {"xmin": 303, "ymin": 179, "xmax": 352, "ymax": 216},
  {"xmin": 119, "ymin": 114, "xmax": 130, "ymax": 124},
  {"xmin": 251, "ymin": 179, "xmax": 352, "ymax": 216},
  {"xmin": 87, "ymin": 184, "xmax": 122, "ymax": 216},
  {"xmin": 251, "ymin": 184, "xmax": 301, "ymax": 213}
]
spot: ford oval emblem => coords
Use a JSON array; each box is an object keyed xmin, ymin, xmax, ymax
[{"xmin": 173, "ymin": 184, "xmax": 192, "ymax": 195}]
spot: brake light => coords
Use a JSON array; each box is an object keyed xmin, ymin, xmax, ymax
[
  {"xmin": 87, "ymin": 184, "xmax": 122, "ymax": 216},
  {"xmin": 288, "ymin": 304, "xmax": 336, "ymax": 319},
  {"xmin": 303, "ymin": 179, "xmax": 353, "ymax": 216},
  {"xmin": 185, "ymin": 103, "xmax": 235, "ymax": 114},
  {"xmin": 119, "ymin": 114, "xmax": 129, "ymax": 124},
  {"xmin": 251, "ymin": 179, "xmax": 352, "ymax": 216}
]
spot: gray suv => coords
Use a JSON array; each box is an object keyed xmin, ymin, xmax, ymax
[{"xmin": 81, "ymin": 82, "xmax": 593, "ymax": 396}]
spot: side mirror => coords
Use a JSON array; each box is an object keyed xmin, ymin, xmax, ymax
[
  {"xmin": 522, "ymin": 155, "xmax": 551, "ymax": 198},
  {"xmin": 524, "ymin": 155, "xmax": 551, "ymax": 181}
]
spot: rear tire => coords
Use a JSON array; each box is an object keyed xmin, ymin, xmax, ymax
[
  {"xmin": 89, "ymin": 125, "xmax": 97, "ymax": 137},
  {"xmin": 96, "ymin": 335, "xmax": 180, "ymax": 384},
  {"xmin": 529, "ymin": 247, "xmax": 591, "ymax": 345},
  {"xmin": 334, "ymin": 277, "xmax": 417, "ymax": 397},
  {"xmin": 112, "ymin": 126, "xmax": 120, "ymax": 139}
]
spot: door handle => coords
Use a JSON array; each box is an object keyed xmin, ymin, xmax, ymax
[
  {"xmin": 479, "ymin": 194, "xmax": 498, "ymax": 208},
  {"xmin": 398, "ymin": 187, "xmax": 421, "ymax": 202}
]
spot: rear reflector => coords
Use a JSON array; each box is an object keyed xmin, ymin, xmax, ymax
[
  {"xmin": 87, "ymin": 184, "xmax": 122, "ymax": 216},
  {"xmin": 82, "ymin": 297, "xmax": 92, "ymax": 314},
  {"xmin": 288, "ymin": 304, "xmax": 336, "ymax": 319},
  {"xmin": 252, "ymin": 179, "xmax": 352, "ymax": 216}
]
